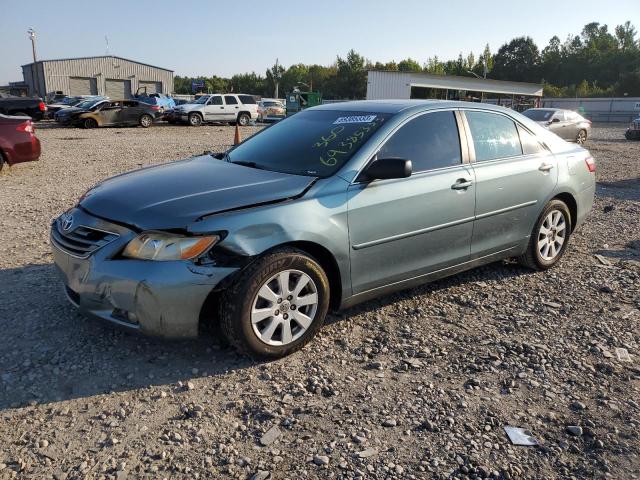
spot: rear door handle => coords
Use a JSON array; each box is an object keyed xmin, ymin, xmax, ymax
[
  {"xmin": 451, "ymin": 178, "xmax": 473, "ymax": 190},
  {"xmin": 539, "ymin": 163, "xmax": 554, "ymax": 172}
]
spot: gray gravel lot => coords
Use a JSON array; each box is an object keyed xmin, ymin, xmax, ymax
[{"xmin": 0, "ymin": 123, "xmax": 638, "ymax": 479}]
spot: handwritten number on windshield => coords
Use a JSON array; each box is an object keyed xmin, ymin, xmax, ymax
[
  {"xmin": 312, "ymin": 119, "xmax": 382, "ymax": 168},
  {"xmin": 313, "ymin": 126, "xmax": 344, "ymax": 148}
]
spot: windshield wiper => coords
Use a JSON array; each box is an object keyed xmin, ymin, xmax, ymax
[{"xmin": 231, "ymin": 160, "xmax": 266, "ymax": 170}]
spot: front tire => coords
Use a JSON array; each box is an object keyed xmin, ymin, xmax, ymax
[
  {"xmin": 189, "ymin": 113, "xmax": 203, "ymax": 126},
  {"xmin": 139, "ymin": 114, "xmax": 153, "ymax": 128},
  {"xmin": 518, "ymin": 200, "xmax": 571, "ymax": 270},
  {"xmin": 219, "ymin": 248, "xmax": 330, "ymax": 358}
]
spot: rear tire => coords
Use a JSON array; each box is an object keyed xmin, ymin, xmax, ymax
[
  {"xmin": 237, "ymin": 113, "xmax": 250, "ymax": 126},
  {"xmin": 517, "ymin": 199, "xmax": 571, "ymax": 271},
  {"xmin": 83, "ymin": 118, "xmax": 98, "ymax": 129},
  {"xmin": 219, "ymin": 248, "xmax": 330, "ymax": 358},
  {"xmin": 189, "ymin": 113, "xmax": 203, "ymax": 126},
  {"xmin": 139, "ymin": 114, "xmax": 153, "ymax": 128}
]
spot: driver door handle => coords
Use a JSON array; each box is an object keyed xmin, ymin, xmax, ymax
[
  {"xmin": 451, "ymin": 178, "xmax": 473, "ymax": 190},
  {"xmin": 539, "ymin": 163, "xmax": 554, "ymax": 172}
]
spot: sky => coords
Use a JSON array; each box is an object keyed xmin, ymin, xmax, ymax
[{"xmin": 1, "ymin": 0, "xmax": 637, "ymax": 84}]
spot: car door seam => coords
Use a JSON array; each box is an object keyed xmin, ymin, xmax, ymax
[{"xmin": 351, "ymin": 200, "xmax": 537, "ymax": 251}]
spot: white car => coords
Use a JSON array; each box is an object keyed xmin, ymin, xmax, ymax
[{"xmin": 172, "ymin": 94, "xmax": 258, "ymax": 126}]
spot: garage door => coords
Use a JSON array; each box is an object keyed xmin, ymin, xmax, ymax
[
  {"xmin": 105, "ymin": 79, "xmax": 132, "ymax": 99},
  {"xmin": 69, "ymin": 77, "xmax": 97, "ymax": 95},
  {"xmin": 139, "ymin": 81, "xmax": 162, "ymax": 94}
]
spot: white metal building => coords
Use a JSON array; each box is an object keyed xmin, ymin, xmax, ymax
[
  {"xmin": 367, "ymin": 71, "xmax": 543, "ymax": 106},
  {"xmin": 22, "ymin": 56, "xmax": 174, "ymax": 99}
]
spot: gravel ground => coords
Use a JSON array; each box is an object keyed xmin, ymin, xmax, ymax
[{"xmin": 0, "ymin": 123, "xmax": 638, "ymax": 480}]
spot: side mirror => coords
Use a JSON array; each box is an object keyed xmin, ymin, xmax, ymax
[{"xmin": 360, "ymin": 157, "xmax": 412, "ymax": 181}]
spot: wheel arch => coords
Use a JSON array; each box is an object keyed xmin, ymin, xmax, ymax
[
  {"xmin": 552, "ymin": 192, "xmax": 578, "ymax": 231},
  {"xmin": 198, "ymin": 239, "xmax": 343, "ymax": 334}
]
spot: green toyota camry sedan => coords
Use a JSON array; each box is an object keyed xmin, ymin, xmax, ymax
[{"xmin": 51, "ymin": 100, "xmax": 596, "ymax": 357}]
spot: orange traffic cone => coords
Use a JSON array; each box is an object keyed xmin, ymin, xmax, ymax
[{"xmin": 234, "ymin": 123, "xmax": 242, "ymax": 145}]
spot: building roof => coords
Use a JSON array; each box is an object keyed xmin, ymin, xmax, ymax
[
  {"xmin": 368, "ymin": 70, "xmax": 543, "ymax": 97},
  {"xmin": 21, "ymin": 55, "xmax": 173, "ymax": 72}
]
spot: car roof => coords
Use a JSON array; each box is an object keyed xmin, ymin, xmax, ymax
[{"xmin": 313, "ymin": 99, "xmax": 518, "ymax": 115}]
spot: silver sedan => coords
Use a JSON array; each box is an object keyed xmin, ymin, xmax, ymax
[{"xmin": 522, "ymin": 108, "xmax": 591, "ymax": 144}]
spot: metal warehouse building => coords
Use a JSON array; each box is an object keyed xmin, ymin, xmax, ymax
[
  {"xmin": 22, "ymin": 56, "xmax": 174, "ymax": 99},
  {"xmin": 367, "ymin": 71, "xmax": 543, "ymax": 106}
]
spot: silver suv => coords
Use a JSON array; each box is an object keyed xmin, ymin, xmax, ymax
[{"xmin": 173, "ymin": 93, "xmax": 258, "ymax": 126}]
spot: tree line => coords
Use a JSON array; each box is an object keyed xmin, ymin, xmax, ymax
[{"xmin": 174, "ymin": 21, "xmax": 640, "ymax": 99}]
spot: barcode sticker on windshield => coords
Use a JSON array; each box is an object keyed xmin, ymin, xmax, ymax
[{"xmin": 333, "ymin": 115, "xmax": 377, "ymax": 125}]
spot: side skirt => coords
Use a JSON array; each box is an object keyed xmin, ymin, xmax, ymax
[{"xmin": 339, "ymin": 245, "xmax": 523, "ymax": 310}]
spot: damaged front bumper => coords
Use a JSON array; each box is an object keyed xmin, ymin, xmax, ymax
[{"xmin": 50, "ymin": 208, "xmax": 238, "ymax": 339}]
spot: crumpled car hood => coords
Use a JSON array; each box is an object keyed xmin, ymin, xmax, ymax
[{"xmin": 80, "ymin": 155, "xmax": 315, "ymax": 230}]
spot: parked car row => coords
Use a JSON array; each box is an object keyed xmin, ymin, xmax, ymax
[{"xmin": 46, "ymin": 95, "xmax": 105, "ymax": 117}]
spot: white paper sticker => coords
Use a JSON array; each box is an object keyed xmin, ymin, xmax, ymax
[{"xmin": 333, "ymin": 115, "xmax": 377, "ymax": 125}]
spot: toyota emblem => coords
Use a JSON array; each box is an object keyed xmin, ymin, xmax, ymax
[{"xmin": 60, "ymin": 213, "xmax": 74, "ymax": 231}]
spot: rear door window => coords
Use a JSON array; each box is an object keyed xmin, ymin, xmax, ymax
[
  {"xmin": 224, "ymin": 95, "xmax": 238, "ymax": 105},
  {"xmin": 517, "ymin": 125, "xmax": 547, "ymax": 155},
  {"xmin": 465, "ymin": 111, "xmax": 522, "ymax": 161},
  {"xmin": 238, "ymin": 95, "xmax": 256, "ymax": 104},
  {"xmin": 378, "ymin": 111, "xmax": 461, "ymax": 172}
]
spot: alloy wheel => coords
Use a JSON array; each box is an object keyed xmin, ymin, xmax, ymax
[
  {"xmin": 250, "ymin": 269, "xmax": 318, "ymax": 346},
  {"xmin": 537, "ymin": 209, "xmax": 567, "ymax": 261},
  {"xmin": 577, "ymin": 130, "xmax": 586, "ymax": 144}
]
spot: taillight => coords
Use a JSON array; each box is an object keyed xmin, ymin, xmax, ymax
[
  {"xmin": 38, "ymin": 101, "xmax": 46, "ymax": 112},
  {"xmin": 585, "ymin": 156, "xmax": 596, "ymax": 173},
  {"xmin": 151, "ymin": 105, "xmax": 160, "ymax": 111},
  {"xmin": 16, "ymin": 121, "xmax": 34, "ymax": 133}
]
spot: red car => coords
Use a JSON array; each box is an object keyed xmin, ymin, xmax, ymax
[{"xmin": 0, "ymin": 114, "xmax": 41, "ymax": 171}]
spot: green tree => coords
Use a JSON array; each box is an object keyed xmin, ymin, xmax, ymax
[
  {"xmin": 397, "ymin": 58, "xmax": 422, "ymax": 72},
  {"xmin": 335, "ymin": 50, "xmax": 367, "ymax": 99},
  {"xmin": 229, "ymin": 73, "xmax": 264, "ymax": 95},
  {"xmin": 492, "ymin": 36, "xmax": 541, "ymax": 82}
]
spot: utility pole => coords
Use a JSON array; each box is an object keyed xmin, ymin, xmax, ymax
[
  {"xmin": 28, "ymin": 28, "xmax": 37, "ymax": 62},
  {"xmin": 27, "ymin": 28, "xmax": 40, "ymax": 97}
]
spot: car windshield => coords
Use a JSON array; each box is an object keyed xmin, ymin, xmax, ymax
[
  {"xmin": 227, "ymin": 110, "xmax": 392, "ymax": 177},
  {"xmin": 61, "ymin": 97, "xmax": 80, "ymax": 105},
  {"xmin": 263, "ymin": 101, "xmax": 281, "ymax": 107},
  {"xmin": 75, "ymin": 100, "xmax": 100, "ymax": 109},
  {"xmin": 522, "ymin": 110, "xmax": 554, "ymax": 121},
  {"xmin": 193, "ymin": 96, "xmax": 209, "ymax": 104}
]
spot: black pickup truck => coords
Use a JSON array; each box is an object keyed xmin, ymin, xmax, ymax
[{"xmin": 0, "ymin": 93, "xmax": 47, "ymax": 121}]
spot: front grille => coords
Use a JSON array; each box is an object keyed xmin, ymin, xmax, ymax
[{"xmin": 51, "ymin": 221, "xmax": 119, "ymax": 258}]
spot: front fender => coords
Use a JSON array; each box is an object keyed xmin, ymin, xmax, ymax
[{"xmin": 188, "ymin": 176, "xmax": 352, "ymax": 299}]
